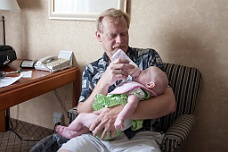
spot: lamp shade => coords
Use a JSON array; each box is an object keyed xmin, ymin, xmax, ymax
[{"xmin": 0, "ymin": 0, "xmax": 20, "ymax": 12}]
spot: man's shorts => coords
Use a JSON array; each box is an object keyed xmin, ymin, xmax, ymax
[{"xmin": 58, "ymin": 131, "xmax": 164, "ymax": 152}]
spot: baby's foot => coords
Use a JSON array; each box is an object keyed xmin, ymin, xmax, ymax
[{"xmin": 56, "ymin": 125, "xmax": 78, "ymax": 139}]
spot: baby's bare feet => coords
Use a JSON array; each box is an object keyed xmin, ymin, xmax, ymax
[
  {"xmin": 56, "ymin": 125, "xmax": 78, "ymax": 139},
  {"xmin": 56, "ymin": 125, "xmax": 64, "ymax": 133}
]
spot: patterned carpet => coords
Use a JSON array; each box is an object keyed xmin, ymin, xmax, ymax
[{"xmin": 0, "ymin": 119, "xmax": 52, "ymax": 152}]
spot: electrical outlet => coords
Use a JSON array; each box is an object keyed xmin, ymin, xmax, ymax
[{"xmin": 53, "ymin": 112, "xmax": 64, "ymax": 125}]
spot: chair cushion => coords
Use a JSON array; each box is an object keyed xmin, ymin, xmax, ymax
[{"xmin": 68, "ymin": 107, "xmax": 78, "ymax": 123}]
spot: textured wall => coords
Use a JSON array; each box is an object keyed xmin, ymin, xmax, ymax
[{"xmin": 0, "ymin": 0, "xmax": 227, "ymax": 151}]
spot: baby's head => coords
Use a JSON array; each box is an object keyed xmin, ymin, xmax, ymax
[{"xmin": 134, "ymin": 66, "xmax": 168, "ymax": 95}]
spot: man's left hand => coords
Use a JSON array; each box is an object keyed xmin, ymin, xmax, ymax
[{"xmin": 89, "ymin": 106, "xmax": 123, "ymax": 140}]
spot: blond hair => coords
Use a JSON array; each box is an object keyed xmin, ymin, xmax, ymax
[{"xmin": 96, "ymin": 8, "xmax": 130, "ymax": 33}]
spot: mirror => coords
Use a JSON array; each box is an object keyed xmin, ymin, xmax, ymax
[{"xmin": 49, "ymin": 0, "xmax": 128, "ymax": 21}]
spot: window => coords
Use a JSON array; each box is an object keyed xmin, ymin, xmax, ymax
[{"xmin": 49, "ymin": 0, "xmax": 128, "ymax": 21}]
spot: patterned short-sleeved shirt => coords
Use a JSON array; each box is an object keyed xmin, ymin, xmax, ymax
[
  {"xmin": 79, "ymin": 47, "xmax": 164, "ymax": 103},
  {"xmin": 79, "ymin": 47, "xmax": 165, "ymax": 133}
]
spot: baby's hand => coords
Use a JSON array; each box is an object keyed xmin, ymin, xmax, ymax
[{"xmin": 114, "ymin": 118, "xmax": 125, "ymax": 130}]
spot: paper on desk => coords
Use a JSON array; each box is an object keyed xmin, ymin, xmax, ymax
[
  {"xmin": 21, "ymin": 71, "xmax": 32, "ymax": 78},
  {"xmin": 0, "ymin": 73, "xmax": 23, "ymax": 88}
]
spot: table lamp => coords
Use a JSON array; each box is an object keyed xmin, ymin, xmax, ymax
[
  {"xmin": 0, "ymin": 0, "xmax": 20, "ymax": 45},
  {"xmin": 0, "ymin": 0, "xmax": 20, "ymax": 130}
]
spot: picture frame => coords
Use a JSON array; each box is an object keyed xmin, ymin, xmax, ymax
[{"xmin": 48, "ymin": 0, "xmax": 128, "ymax": 21}]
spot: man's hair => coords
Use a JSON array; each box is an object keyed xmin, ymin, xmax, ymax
[{"xmin": 96, "ymin": 8, "xmax": 130, "ymax": 33}]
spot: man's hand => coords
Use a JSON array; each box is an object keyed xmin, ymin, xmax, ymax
[
  {"xmin": 89, "ymin": 105, "xmax": 123, "ymax": 140},
  {"xmin": 99, "ymin": 58, "xmax": 134, "ymax": 87}
]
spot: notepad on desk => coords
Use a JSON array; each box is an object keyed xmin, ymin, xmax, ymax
[
  {"xmin": 0, "ymin": 73, "xmax": 23, "ymax": 88},
  {"xmin": 21, "ymin": 71, "xmax": 32, "ymax": 78}
]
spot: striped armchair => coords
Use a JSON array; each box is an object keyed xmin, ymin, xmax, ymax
[
  {"xmin": 160, "ymin": 63, "xmax": 201, "ymax": 152},
  {"xmin": 68, "ymin": 63, "xmax": 201, "ymax": 152}
]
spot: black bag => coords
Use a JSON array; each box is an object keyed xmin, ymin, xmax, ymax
[{"xmin": 0, "ymin": 45, "xmax": 17, "ymax": 68}]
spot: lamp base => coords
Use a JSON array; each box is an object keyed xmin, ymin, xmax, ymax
[{"xmin": 1, "ymin": 15, "xmax": 6, "ymax": 45}]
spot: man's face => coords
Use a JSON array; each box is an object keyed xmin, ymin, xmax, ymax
[{"xmin": 96, "ymin": 16, "xmax": 129, "ymax": 60}]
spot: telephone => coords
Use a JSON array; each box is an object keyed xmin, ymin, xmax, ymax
[{"xmin": 34, "ymin": 55, "xmax": 71, "ymax": 72}]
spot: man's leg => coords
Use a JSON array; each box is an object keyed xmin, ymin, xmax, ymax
[
  {"xmin": 58, "ymin": 134, "xmax": 109, "ymax": 152},
  {"xmin": 102, "ymin": 131, "xmax": 164, "ymax": 152}
]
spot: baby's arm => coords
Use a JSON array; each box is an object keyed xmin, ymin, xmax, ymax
[{"xmin": 114, "ymin": 94, "xmax": 140, "ymax": 130}]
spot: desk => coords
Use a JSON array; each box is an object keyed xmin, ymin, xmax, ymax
[{"xmin": 0, "ymin": 60, "xmax": 80, "ymax": 132}]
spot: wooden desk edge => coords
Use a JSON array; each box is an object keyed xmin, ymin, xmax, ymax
[
  {"xmin": 0, "ymin": 60, "xmax": 81, "ymax": 132},
  {"xmin": 0, "ymin": 67, "xmax": 80, "ymax": 111}
]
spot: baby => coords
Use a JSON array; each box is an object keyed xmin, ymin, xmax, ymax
[
  {"xmin": 111, "ymin": 66, "xmax": 168, "ymax": 131},
  {"xmin": 56, "ymin": 65, "xmax": 168, "ymax": 140}
]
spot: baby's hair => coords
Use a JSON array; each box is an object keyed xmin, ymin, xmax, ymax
[{"xmin": 150, "ymin": 66, "xmax": 168, "ymax": 95}]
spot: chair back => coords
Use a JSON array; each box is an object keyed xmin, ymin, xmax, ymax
[{"xmin": 160, "ymin": 63, "xmax": 201, "ymax": 132}]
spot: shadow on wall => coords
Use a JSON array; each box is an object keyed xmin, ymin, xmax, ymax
[
  {"xmin": 18, "ymin": 0, "xmax": 42, "ymax": 10},
  {"xmin": 164, "ymin": 23, "xmax": 226, "ymax": 99},
  {"xmin": 162, "ymin": 21, "xmax": 228, "ymax": 151},
  {"xmin": 17, "ymin": 0, "xmax": 43, "ymax": 58}
]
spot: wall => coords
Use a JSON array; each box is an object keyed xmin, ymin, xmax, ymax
[{"xmin": 0, "ymin": 0, "xmax": 227, "ymax": 151}]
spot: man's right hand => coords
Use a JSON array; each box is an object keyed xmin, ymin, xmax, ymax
[{"xmin": 98, "ymin": 58, "xmax": 134, "ymax": 87}]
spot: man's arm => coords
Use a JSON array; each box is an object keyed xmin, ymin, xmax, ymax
[
  {"xmin": 130, "ymin": 87, "xmax": 176, "ymax": 120},
  {"xmin": 90, "ymin": 87, "xmax": 176, "ymax": 138}
]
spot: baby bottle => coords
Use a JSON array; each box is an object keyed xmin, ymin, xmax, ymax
[{"xmin": 112, "ymin": 49, "xmax": 141, "ymax": 78}]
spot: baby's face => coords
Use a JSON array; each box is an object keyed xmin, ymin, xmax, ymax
[{"xmin": 134, "ymin": 68, "xmax": 152, "ymax": 85}]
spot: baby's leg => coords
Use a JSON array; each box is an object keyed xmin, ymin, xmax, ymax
[
  {"xmin": 115, "ymin": 95, "xmax": 139, "ymax": 130},
  {"xmin": 56, "ymin": 113, "xmax": 98, "ymax": 139},
  {"xmin": 56, "ymin": 125, "xmax": 89, "ymax": 139}
]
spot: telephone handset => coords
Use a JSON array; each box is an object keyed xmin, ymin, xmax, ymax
[
  {"xmin": 36, "ymin": 55, "xmax": 57, "ymax": 64},
  {"xmin": 34, "ymin": 55, "xmax": 71, "ymax": 72}
]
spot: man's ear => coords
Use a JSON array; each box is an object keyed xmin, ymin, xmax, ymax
[
  {"xmin": 145, "ymin": 82, "xmax": 155, "ymax": 88},
  {"xmin": 96, "ymin": 31, "xmax": 102, "ymax": 42}
]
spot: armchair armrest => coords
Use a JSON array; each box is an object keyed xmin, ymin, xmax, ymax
[
  {"xmin": 68, "ymin": 107, "xmax": 79, "ymax": 123},
  {"xmin": 161, "ymin": 114, "xmax": 196, "ymax": 152}
]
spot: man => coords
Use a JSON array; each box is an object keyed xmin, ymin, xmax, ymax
[{"xmin": 58, "ymin": 8, "xmax": 176, "ymax": 152}]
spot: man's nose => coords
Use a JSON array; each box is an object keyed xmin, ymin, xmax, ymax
[{"xmin": 115, "ymin": 35, "xmax": 123, "ymax": 43}]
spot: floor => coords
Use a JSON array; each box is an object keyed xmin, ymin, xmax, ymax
[{"xmin": 0, "ymin": 118, "xmax": 53, "ymax": 152}]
